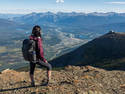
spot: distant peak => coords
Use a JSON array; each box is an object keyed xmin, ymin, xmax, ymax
[{"xmin": 108, "ymin": 30, "xmax": 115, "ymax": 34}]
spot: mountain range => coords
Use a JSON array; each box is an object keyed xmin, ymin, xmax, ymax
[
  {"xmin": 12, "ymin": 12, "xmax": 125, "ymax": 29},
  {"xmin": 0, "ymin": 13, "xmax": 24, "ymax": 19},
  {"xmin": 10, "ymin": 12, "xmax": 125, "ymax": 38}
]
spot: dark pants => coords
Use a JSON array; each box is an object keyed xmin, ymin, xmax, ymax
[{"xmin": 30, "ymin": 60, "xmax": 52, "ymax": 75}]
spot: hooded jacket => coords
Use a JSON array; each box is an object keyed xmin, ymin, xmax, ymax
[{"xmin": 29, "ymin": 35, "xmax": 47, "ymax": 62}]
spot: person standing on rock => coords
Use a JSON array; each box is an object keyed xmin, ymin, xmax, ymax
[{"xmin": 29, "ymin": 25, "xmax": 52, "ymax": 86}]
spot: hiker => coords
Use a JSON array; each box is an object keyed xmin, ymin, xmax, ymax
[{"xmin": 29, "ymin": 25, "xmax": 52, "ymax": 86}]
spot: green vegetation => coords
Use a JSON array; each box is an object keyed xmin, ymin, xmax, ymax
[{"xmin": 91, "ymin": 58, "xmax": 125, "ymax": 70}]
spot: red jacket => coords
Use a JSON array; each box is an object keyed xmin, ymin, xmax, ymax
[{"xmin": 29, "ymin": 35, "xmax": 47, "ymax": 62}]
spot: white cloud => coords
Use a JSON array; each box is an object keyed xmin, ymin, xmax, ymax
[
  {"xmin": 56, "ymin": 0, "xmax": 64, "ymax": 3},
  {"xmin": 106, "ymin": 2, "xmax": 125, "ymax": 5}
]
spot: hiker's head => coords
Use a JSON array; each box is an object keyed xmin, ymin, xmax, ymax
[{"xmin": 32, "ymin": 25, "xmax": 42, "ymax": 37}]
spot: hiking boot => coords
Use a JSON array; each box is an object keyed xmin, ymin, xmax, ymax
[
  {"xmin": 43, "ymin": 81, "xmax": 49, "ymax": 86},
  {"xmin": 31, "ymin": 82, "xmax": 35, "ymax": 87},
  {"xmin": 41, "ymin": 79, "xmax": 50, "ymax": 86}
]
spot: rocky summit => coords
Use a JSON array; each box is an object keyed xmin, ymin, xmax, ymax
[{"xmin": 0, "ymin": 66, "xmax": 125, "ymax": 94}]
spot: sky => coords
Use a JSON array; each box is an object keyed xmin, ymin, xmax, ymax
[{"xmin": 0, "ymin": 0, "xmax": 125, "ymax": 14}]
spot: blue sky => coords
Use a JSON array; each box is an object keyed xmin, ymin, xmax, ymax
[{"xmin": 0, "ymin": 0, "xmax": 125, "ymax": 14}]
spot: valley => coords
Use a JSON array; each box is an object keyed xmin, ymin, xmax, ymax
[{"xmin": 0, "ymin": 12, "xmax": 125, "ymax": 71}]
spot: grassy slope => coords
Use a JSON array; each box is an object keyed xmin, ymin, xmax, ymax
[{"xmin": 0, "ymin": 66, "xmax": 125, "ymax": 94}]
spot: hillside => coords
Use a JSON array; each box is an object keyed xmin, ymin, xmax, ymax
[
  {"xmin": 0, "ymin": 18, "xmax": 22, "ymax": 31},
  {"xmin": 0, "ymin": 65, "xmax": 125, "ymax": 94},
  {"xmin": 0, "ymin": 14, "xmax": 24, "ymax": 19},
  {"xmin": 50, "ymin": 31, "xmax": 125, "ymax": 70}
]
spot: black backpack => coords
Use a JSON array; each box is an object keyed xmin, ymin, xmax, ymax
[{"xmin": 22, "ymin": 39, "xmax": 36, "ymax": 62}]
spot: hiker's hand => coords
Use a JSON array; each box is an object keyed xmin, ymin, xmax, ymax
[{"xmin": 45, "ymin": 60, "xmax": 48, "ymax": 63}]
